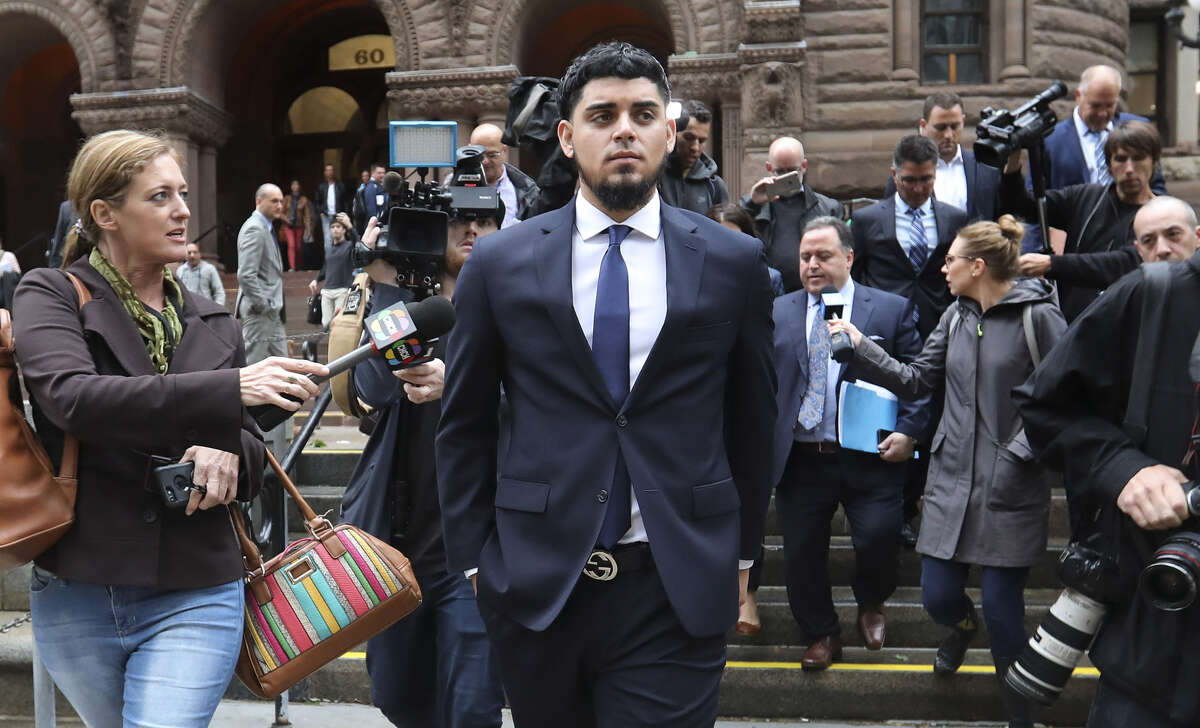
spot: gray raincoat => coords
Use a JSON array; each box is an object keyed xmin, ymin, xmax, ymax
[{"xmin": 854, "ymin": 278, "xmax": 1067, "ymax": 566}]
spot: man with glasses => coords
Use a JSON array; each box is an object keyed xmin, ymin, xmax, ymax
[
  {"xmin": 850, "ymin": 135, "xmax": 967, "ymax": 341},
  {"xmin": 741, "ymin": 136, "xmax": 843, "ymax": 293},
  {"xmin": 469, "ymin": 123, "xmax": 541, "ymax": 228}
]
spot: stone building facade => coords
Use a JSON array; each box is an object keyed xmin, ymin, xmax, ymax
[{"xmin": 0, "ymin": 0, "xmax": 1195, "ymax": 266}]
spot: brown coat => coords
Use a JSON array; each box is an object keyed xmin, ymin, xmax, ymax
[
  {"xmin": 280, "ymin": 194, "xmax": 312, "ymax": 238},
  {"xmin": 12, "ymin": 258, "xmax": 265, "ymax": 588}
]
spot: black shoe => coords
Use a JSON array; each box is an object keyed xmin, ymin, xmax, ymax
[
  {"xmin": 933, "ymin": 602, "xmax": 978, "ymax": 675},
  {"xmin": 994, "ymin": 656, "xmax": 1035, "ymax": 728},
  {"xmin": 900, "ymin": 520, "xmax": 918, "ymax": 548}
]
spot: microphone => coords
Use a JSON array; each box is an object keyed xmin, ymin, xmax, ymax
[
  {"xmin": 382, "ymin": 170, "xmax": 404, "ymax": 196},
  {"xmin": 248, "ymin": 296, "xmax": 456, "ymax": 431},
  {"xmin": 820, "ymin": 285, "xmax": 854, "ymax": 363}
]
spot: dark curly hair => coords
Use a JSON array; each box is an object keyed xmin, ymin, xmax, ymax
[{"xmin": 557, "ymin": 42, "xmax": 670, "ymax": 123}]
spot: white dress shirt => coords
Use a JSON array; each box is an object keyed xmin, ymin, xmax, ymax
[
  {"xmin": 796, "ymin": 278, "xmax": 855, "ymax": 444},
  {"xmin": 494, "ymin": 165, "xmax": 520, "ymax": 229},
  {"xmin": 572, "ymin": 192, "xmax": 667, "ymax": 547},
  {"xmin": 1074, "ymin": 107, "xmax": 1112, "ymax": 182},
  {"xmin": 326, "ymin": 183, "xmax": 338, "ymax": 215},
  {"xmin": 893, "ymin": 193, "xmax": 938, "ymax": 261},
  {"xmin": 933, "ymin": 145, "xmax": 968, "ymax": 213}
]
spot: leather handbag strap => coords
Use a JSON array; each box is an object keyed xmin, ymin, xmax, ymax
[
  {"xmin": 230, "ymin": 445, "xmax": 345, "ymax": 575},
  {"xmin": 57, "ymin": 271, "xmax": 91, "ymax": 479}
]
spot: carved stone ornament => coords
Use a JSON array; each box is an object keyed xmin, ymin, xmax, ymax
[
  {"xmin": 386, "ymin": 65, "xmax": 518, "ymax": 118},
  {"xmin": 70, "ymin": 86, "xmax": 233, "ymax": 146}
]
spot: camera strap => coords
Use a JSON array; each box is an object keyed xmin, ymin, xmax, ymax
[{"xmin": 1122, "ymin": 262, "xmax": 1172, "ymax": 447}]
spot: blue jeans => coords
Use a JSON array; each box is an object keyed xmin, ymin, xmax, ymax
[
  {"xmin": 921, "ymin": 556, "xmax": 1030, "ymax": 661},
  {"xmin": 366, "ymin": 569, "xmax": 503, "ymax": 728},
  {"xmin": 30, "ymin": 566, "xmax": 243, "ymax": 728}
]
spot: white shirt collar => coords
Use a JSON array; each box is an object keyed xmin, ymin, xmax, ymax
[
  {"xmin": 574, "ymin": 191, "xmax": 662, "ymax": 242},
  {"xmin": 894, "ymin": 192, "xmax": 933, "ymax": 217},
  {"xmin": 938, "ymin": 145, "xmax": 964, "ymax": 168},
  {"xmin": 1074, "ymin": 107, "xmax": 1112, "ymax": 138},
  {"xmin": 492, "ymin": 163, "xmax": 510, "ymax": 188},
  {"xmin": 807, "ymin": 277, "xmax": 855, "ymax": 309}
]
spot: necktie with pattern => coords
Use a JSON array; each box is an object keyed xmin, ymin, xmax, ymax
[
  {"xmin": 798, "ymin": 300, "xmax": 831, "ymax": 431},
  {"xmin": 908, "ymin": 207, "xmax": 929, "ymax": 273},
  {"xmin": 1089, "ymin": 129, "xmax": 1112, "ymax": 185}
]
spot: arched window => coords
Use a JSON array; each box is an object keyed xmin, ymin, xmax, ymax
[{"xmin": 286, "ymin": 87, "xmax": 360, "ymax": 135}]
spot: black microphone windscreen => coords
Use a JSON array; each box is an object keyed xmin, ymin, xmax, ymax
[
  {"xmin": 382, "ymin": 170, "xmax": 403, "ymax": 195},
  {"xmin": 407, "ymin": 295, "xmax": 457, "ymax": 338}
]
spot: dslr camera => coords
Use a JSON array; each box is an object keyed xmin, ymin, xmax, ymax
[
  {"xmin": 1005, "ymin": 534, "xmax": 1121, "ymax": 705},
  {"xmin": 1139, "ymin": 481, "xmax": 1200, "ymax": 611},
  {"xmin": 974, "ymin": 81, "xmax": 1068, "ymax": 168},
  {"xmin": 354, "ymin": 121, "xmax": 503, "ymax": 299}
]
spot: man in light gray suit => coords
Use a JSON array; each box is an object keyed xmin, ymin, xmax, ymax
[{"xmin": 236, "ymin": 183, "xmax": 286, "ymax": 364}]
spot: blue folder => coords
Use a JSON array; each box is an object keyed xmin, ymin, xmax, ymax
[{"xmin": 837, "ymin": 379, "xmax": 914, "ymax": 457}]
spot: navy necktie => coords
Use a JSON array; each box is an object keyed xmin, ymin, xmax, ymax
[{"xmin": 594, "ymin": 224, "xmax": 632, "ymax": 548}]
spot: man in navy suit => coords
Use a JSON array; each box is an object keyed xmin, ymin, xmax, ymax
[
  {"xmin": 436, "ymin": 42, "xmax": 777, "ymax": 727},
  {"xmin": 1027, "ymin": 64, "xmax": 1166, "ymax": 252},
  {"xmin": 851, "ymin": 135, "xmax": 968, "ymax": 341},
  {"xmin": 884, "ymin": 92, "xmax": 999, "ymax": 223},
  {"xmin": 772, "ymin": 217, "xmax": 929, "ymax": 670}
]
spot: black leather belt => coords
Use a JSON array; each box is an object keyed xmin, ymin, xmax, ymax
[
  {"xmin": 794, "ymin": 441, "xmax": 840, "ymax": 456},
  {"xmin": 583, "ymin": 542, "xmax": 654, "ymax": 581}
]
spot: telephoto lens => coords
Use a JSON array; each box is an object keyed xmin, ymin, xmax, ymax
[
  {"xmin": 1004, "ymin": 538, "xmax": 1117, "ymax": 705},
  {"xmin": 1139, "ymin": 481, "xmax": 1200, "ymax": 611}
]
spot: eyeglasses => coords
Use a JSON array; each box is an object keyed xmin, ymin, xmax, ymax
[
  {"xmin": 943, "ymin": 253, "xmax": 978, "ymax": 265},
  {"xmin": 483, "ymin": 151, "xmax": 504, "ymax": 160},
  {"xmin": 898, "ymin": 175, "xmax": 935, "ymax": 185}
]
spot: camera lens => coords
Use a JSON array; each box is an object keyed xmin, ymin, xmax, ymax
[
  {"xmin": 1005, "ymin": 588, "xmax": 1106, "ymax": 705},
  {"xmin": 1139, "ymin": 532, "xmax": 1200, "ymax": 611}
]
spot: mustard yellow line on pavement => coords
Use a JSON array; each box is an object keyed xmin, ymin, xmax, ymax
[{"xmin": 336, "ymin": 651, "xmax": 1101, "ymax": 677}]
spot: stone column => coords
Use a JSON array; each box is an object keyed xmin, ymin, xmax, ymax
[
  {"xmin": 70, "ymin": 87, "xmax": 233, "ymax": 249},
  {"xmin": 998, "ymin": 0, "xmax": 1030, "ymax": 80},
  {"xmin": 891, "ymin": 0, "xmax": 919, "ymax": 81}
]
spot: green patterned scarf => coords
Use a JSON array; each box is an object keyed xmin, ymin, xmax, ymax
[{"xmin": 89, "ymin": 248, "xmax": 184, "ymax": 374}]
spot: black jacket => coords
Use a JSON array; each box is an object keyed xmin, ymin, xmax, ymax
[
  {"xmin": 315, "ymin": 180, "xmax": 348, "ymax": 216},
  {"xmin": 658, "ymin": 153, "xmax": 729, "ymax": 215},
  {"xmin": 850, "ymin": 196, "xmax": 968, "ymax": 340},
  {"xmin": 504, "ymin": 163, "xmax": 541, "ymax": 222},
  {"xmin": 998, "ymin": 173, "xmax": 1143, "ymax": 321},
  {"xmin": 1015, "ymin": 255, "xmax": 1200, "ymax": 726},
  {"xmin": 741, "ymin": 186, "xmax": 843, "ymax": 293}
]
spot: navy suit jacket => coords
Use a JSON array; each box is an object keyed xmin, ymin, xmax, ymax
[
  {"xmin": 883, "ymin": 149, "xmax": 999, "ymax": 222},
  {"xmin": 436, "ymin": 200, "xmax": 778, "ymax": 638},
  {"xmin": 1043, "ymin": 112, "xmax": 1167, "ymax": 193},
  {"xmin": 770, "ymin": 284, "xmax": 930, "ymax": 487},
  {"xmin": 849, "ymin": 197, "xmax": 967, "ymax": 340}
]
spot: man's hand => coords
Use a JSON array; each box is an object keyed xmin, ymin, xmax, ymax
[
  {"xmin": 308, "ymin": 279, "xmax": 320, "ymax": 296},
  {"xmin": 748, "ymin": 176, "xmax": 779, "ymax": 207},
  {"xmin": 1020, "ymin": 253, "xmax": 1052, "ymax": 278},
  {"xmin": 878, "ymin": 432, "xmax": 916, "ymax": 463},
  {"xmin": 1004, "ymin": 149, "xmax": 1024, "ymax": 175},
  {"xmin": 396, "ymin": 359, "xmax": 445, "ymax": 404},
  {"xmin": 470, "ymin": 573, "xmax": 477, "ymax": 597},
  {"xmin": 1117, "ymin": 464, "xmax": 1191, "ymax": 530},
  {"xmin": 739, "ymin": 567, "xmax": 750, "ymax": 608},
  {"xmin": 360, "ymin": 216, "xmax": 399, "ymax": 284}
]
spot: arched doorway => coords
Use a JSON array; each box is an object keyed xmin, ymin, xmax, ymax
[
  {"xmin": 0, "ymin": 13, "xmax": 83, "ymax": 270},
  {"xmin": 514, "ymin": 1, "xmax": 674, "ymax": 77},
  {"xmin": 181, "ymin": 0, "xmax": 393, "ymax": 269}
]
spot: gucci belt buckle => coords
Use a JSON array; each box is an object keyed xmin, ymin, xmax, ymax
[{"xmin": 583, "ymin": 550, "xmax": 618, "ymax": 581}]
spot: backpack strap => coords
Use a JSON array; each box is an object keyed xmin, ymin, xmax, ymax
[
  {"xmin": 1022, "ymin": 303, "xmax": 1041, "ymax": 367},
  {"xmin": 328, "ymin": 272, "xmax": 374, "ymax": 419},
  {"xmin": 1122, "ymin": 261, "xmax": 1172, "ymax": 446}
]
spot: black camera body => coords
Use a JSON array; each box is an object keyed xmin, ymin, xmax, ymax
[
  {"xmin": 353, "ymin": 144, "xmax": 503, "ymax": 299},
  {"xmin": 1059, "ymin": 534, "xmax": 1125, "ymax": 604},
  {"xmin": 974, "ymin": 81, "xmax": 1068, "ymax": 168}
]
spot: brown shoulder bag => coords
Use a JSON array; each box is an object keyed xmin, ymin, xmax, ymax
[{"xmin": 0, "ymin": 272, "xmax": 90, "ymax": 571}]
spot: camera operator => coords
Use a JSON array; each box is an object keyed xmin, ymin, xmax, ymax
[
  {"xmin": 1015, "ymin": 251, "xmax": 1200, "ymax": 727},
  {"xmin": 998, "ymin": 120, "xmax": 1160, "ymax": 322},
  {"xmin": 338, "ymin": 205, "xmax": 505, "ymax": 728}
]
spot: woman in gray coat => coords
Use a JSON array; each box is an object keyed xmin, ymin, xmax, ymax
[{"xmin": 830, "ymin": 215, "xmax": 1066, "ymax": 728}]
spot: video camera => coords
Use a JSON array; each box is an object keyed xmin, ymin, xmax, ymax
[
  {"xmin": 353, "ymin": 121, "xmax": 504, "ymax": 299},
  {"xmin": 974, "ymin": 81, "xmax": 1068, "ymax": 168}
]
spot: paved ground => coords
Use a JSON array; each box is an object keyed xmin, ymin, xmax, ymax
[{"xmin": 0, "ymin": 700, "xmax": 1021, "ymax": 727}]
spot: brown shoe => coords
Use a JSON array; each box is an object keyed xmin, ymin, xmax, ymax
[
  {"xmin": 801, "ymin": 635, "xmax": 842, "ymax": 671},
  {"xmin": 857, "ymin": 604, "xmax": 886, "ymax": 650}
]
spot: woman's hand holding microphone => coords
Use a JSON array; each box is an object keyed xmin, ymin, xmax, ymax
[{"xmin": 827, "ymin": 319, "xmax": 863, "ymax": 348}]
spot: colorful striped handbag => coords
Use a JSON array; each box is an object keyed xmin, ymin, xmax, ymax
[{"xmin": 231, "ymin": 449, "xmax": 422, "ymax": 698}]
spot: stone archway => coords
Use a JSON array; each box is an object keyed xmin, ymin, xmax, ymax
[
  {"xmin": 0, "ymin": 0, "xmax": 115, "ymax": 93},
  {"xmin": 0, "ymin": 5, "xmax": 91, "ymax": 268}
]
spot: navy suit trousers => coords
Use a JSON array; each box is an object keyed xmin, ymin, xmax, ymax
[
  {"xmin": 775, "ymin": 443, "xmax": 904, "ymax": 639},
  {"xmin": 477, "ymin": 565, "xmax": 726, "ymax": 728}
]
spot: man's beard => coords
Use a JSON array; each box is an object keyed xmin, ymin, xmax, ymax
[{"xmin": 578, "ymin": 151, "xmax": 669, "ymax": 213}]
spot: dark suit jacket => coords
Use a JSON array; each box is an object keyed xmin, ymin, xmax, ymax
[
  {"xmin": 850, "ymin": 197, "xmax": 968, "ymax": 340},
  {"xmin": 505, "ymin": 163, "xmax": 541, "ymax": 221},
  {"xmin": 436, "ymin": 200, "xmax": 778, "ymax": 638},
  {"xmin": 13, "ymin": 259, "xmax": 265, "ymax": 588},
  {"xmin": 770, "ymin": 284, "xmax": 930, "ymax": 487},
  {"xmin": 315, "ymin": 180, "xmax": 348, "ymax": 216},
  {"xmin": 1043, "ymin": 112, "xmax": 1167, "ymax": 193},
  {"xmin": 884, "ymin": 149, "xmax": 1000, "ymax": 222}
]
